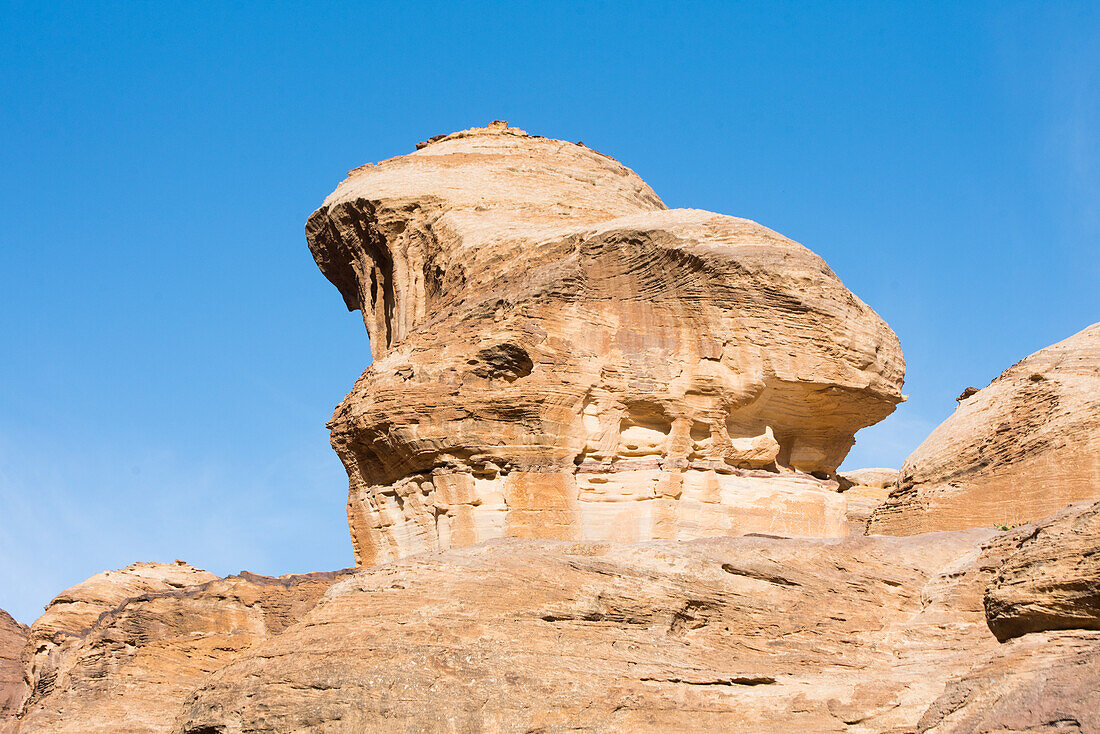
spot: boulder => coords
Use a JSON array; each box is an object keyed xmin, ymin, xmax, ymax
[
  {"xmin": 307, "ymin": 122, "xmax": 906, "ymax": 565},
  {"xmin": 869, "ymin": 323, "xmax": 1100, "ymax": 535},
  {"xmin": 13, "ymin": 568, "xmax": 351, "ymax": 734},
  {"xmin": 983, "ymin": 500, "xmax": 1100, "ymax": 642},
  {"xmin": 176, "ymin": 530, "xmax": 999, "ymax": 734},
  {"xmin": 0, "ymin": 610, "xmax": 27, "ymax": 725}
]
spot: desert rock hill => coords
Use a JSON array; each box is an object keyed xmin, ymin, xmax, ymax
[
  {"xmin": 0, "ymin": 610, "xmax": 27, "ymax": 726},
  {"xmin": 869, "ymin": 322, "xmax": 1100, "ymax": 535},
  {"xmin": 306, "ymin": 122, "xmax": 906, "ymax": 565}
]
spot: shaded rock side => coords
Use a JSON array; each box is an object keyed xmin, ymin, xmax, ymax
[
  {"xmin": 176, "ymin": 529, "xmax": 998, "ymax": 734},
  {"xmin": 13, "ymin": 568, "xmax": 351, "ymax": 734},
  {"xmin": 917, "ymin": 630, "xmax": 1100, "ymax": 734},
  {"xmin": 869, "ymin": 323, "xmax": 1100, "ymax": 535},
  {"xmin": 839, "ymin": 467, "xmax": 898, "ymax": 533},
  {"xmin": 307, "ymin": 122, "xmax": 906, "ymax": 565},
  {"xmin": 0, "ymin": 610, "xmax": 27, "ymax": 724}
]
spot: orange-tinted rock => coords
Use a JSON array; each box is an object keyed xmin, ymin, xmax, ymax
[
  {"xmin": 307, "ymin": 123, "xmax": 905, "ymax": 565},
  {"xmin": 0, "ymin": 610, "xmax": 27, "ymax": 726}
]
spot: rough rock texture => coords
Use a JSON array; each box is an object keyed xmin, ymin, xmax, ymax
[
  {"xmin": 839, "ymin": 467, "xmax": 898, "ymax": 532},
  {"xmin": 983, "ymin": 500, "xmax": 1100, "ymax": 642},
  {"xmin": 918, "ymin": 630, "xmax": 1100, "ymax": 734},
  {"xmin": 869, "ymin": 323, "xmax": 1100, "ymax": 535},
  {"xmin": 917, "ymin": 502, "xmax": 1100, "ymax": 733},
  {"xmin": 307, "ymin": 122, "xmax": 906, "ymax": 565},
  {"xmin": 14, "ymin": 569, "xmax": 351, "ymax": 734},
  {"xmin": 177, "ymin": 530, "xmax": 1000, "ymax": 734},
  {"xmin": 21, "ymin": 561, "xmax": 218, "ymax": 708},
  {"xmin": 0, "ymin": 610, "xmax": 27, "ymax": 724}
]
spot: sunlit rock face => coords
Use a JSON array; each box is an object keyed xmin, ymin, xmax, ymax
[
  {"xmin": 869, "ymin": 323, "xmax": 1100, "ymax": 535},
  {"xmin": 307, "ymin": 122, "xmax": 906, "ymax": 565}
]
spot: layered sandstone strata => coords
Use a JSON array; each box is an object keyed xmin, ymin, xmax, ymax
[
  {"xmin": 307, "ymin": 122, "xmax": 906, "ymax": 565},
  {"xmin": 13, "ymin": 567, "xmax": 351, "ymax": 734},
  {"xmin": 869, "ymin": 323, "xmax": 1100, "ymax": 535}
]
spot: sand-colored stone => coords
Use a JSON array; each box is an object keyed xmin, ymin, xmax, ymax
[
  {"xmin": 918, "ymin": 630, "xmax": 1100, "ymax": 734},
  {"xmin": 13, "ymin": 569, "xmax": 350, "ymax": 734},
  {"xmin": 0, "ymin": 610, "xmax": 27, "ymax": 725},
  {"xmin": 839, "ymin": 467, "xmax": 898, "ymax": 532},
  {"xmin": 307, "ymin": 123, "xmax": 905, "ymax": 565},
  {"xmin": 869, "ymin": 323, "xmax": 1100, "ymax": 535},
  {"xmin": 983, "ymin": 500, "xmax": 1100, "ymax": 642},
  {"xmin": 176, "ymin": 529, "xmax": 1001, "ymax": 734}
]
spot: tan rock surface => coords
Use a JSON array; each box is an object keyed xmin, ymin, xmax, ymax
[
  {"xmin": 14, "ymin": 569, "xmax": 351, "ymax": 734},
  {"xmin": 21, "ymin": 560, "xmax": 218, "ymax": 709},
  {"xmin": 176, "ymin": 529, "xmax": 1000, "ymax": 734},
  {"xmin": 918, "ymin": 630, "xmax": 1100, "ymax": 734},
  {"xmin": 307, "ymin": 123, "xmax": 905, "ymax": 565},
  {"xmin": 0, "ymin": 610, "xmax": 27, "ymax": 725},
  {"xmin": 983, "ymin": 500, "xmax": 1100, "ymax": 642},
  {"xmin": 839, "ymin": 467, "xmax": 898, "ymax": 532},
  {"xmin": 869, "ymin": 323, "xmax": 1100, "ymax": 535}
]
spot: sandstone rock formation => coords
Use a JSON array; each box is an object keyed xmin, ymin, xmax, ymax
[
  {"xmin": 838, "ymin": 467, "xmax": 898, "ymax": 531},
  {"xmin": 13, "ymin": 566, "xmax": 351, "ymax": 734},
  {"xmin": 21, "ymin": 560, "xmax": 218, "ymax": 710},
  {"xmin": 306, "ymin": 122, "xmax": 906, "ymax": 565},
  {"xmin": 177, "ymin": 529, "xmax": 1001, "ymax": 734},
  {"xmin": 0, "ymin": 610, "xmax": 27, "ymax": 725},
  {"xmin": 917, "ymin": 501, "xmax": 1100, "ymax": 733},
  {"xmin": 869, "ymin": 323, "xmax": 1100, "ymax": 535}
]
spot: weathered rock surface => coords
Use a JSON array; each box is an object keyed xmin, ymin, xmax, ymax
[
  {"xmin": 21, "ymin": 561, "xmax": 218, "ymax": 709},
  {"xmin": 0, "ymin": 610, "xmax": 27, "ymax": 725},
  {"xmin": 917, "ymin": 501, "xmax": 1100, "ymax": 733},
  {"xmin": 177, "ymin": 529, "xmax": 1000, "ymax": 734},
  {"xmin": 918, "ymin": 630, "xmax": 1100, "ymax": 734},
  {"xmin": 869, "ymin": 323, "xmax": 1100, "ymax": 535},
  {"xmin": 983, "ymin": 500, "xmax": 1100, "ymax": 642},
  {"xmin": 14, "ymin": 568, "xmax": 351, "ymax": 734},
  {"xmin": 839, "ymin": 467, "xmax": 898, "ymax": 532},
  {"xmin": 307, "ymin": 122, "xmax": 906, "ymax": 565}
]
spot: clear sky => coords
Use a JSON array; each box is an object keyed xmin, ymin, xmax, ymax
[{"xmin": 2, "ymin": 2, "xmax": 1097, "ymax": 624}]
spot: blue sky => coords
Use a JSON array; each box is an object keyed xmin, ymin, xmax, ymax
[{"xmin": 1, "ymin": 1, "xmax": 1097, "ymax": 624}]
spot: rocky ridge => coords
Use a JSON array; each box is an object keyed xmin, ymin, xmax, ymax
[{"xmin": 869, "ymin": 323, "xmax": 1100, "ymax": 534}]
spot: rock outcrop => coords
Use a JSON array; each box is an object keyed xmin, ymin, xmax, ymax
[
  {"xmin": 177, "ymin": 529, "xmax": 999, "ymax": 734},
  {"xmin": 917, "ymin": 501, "xmax": 1100, "ymax": 733},
  {"xmin": 869, "ymin": 323, "xmax": 1100, "ymax": 535},
  {"xmin": 307, "ymin": 122, "xmax": 906, "ymax": 565},
  {"xmin": 21, "ymin": 561, "xmax": 218, "ymax": 710},
  {"xmin": 13, "ymin": 566, "xmax": 351, "ymax": 734},
  {"xmin": 983, "ymin": 500, "xmax": 1100, "ymax": 642},
  {"xmin": 0, "ymin": 610, "xmax": 27, "ymax": 725},
  {"xmin": 839, "ymin": 467, "xmax": 898, "ymax": 532}
]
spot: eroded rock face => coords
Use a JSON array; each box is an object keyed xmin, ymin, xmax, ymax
[
  {"xmin": 0, "ymin": 610, "xmax": 27, "ymax": 725},
  {"xmin": 176, "ymin": 530, "xmax": 998, "ymax": 734},
  {"xmin": 869, "ymin": 323, "xmax": 1100, "ymax": 535},
  {"xmin": 14, "ymin": 569, "xmax": 351, "ymax": 734},
  {"xmin": 21, "ymin": 561, "xmax": 218, "ymax": 709},
  {"xmin": 839, "ymin": 467, "xmax": 898, "ymax": 532},
  {"xmin": 983, "ymin": 500, "xmax": 1100, "ymax": 642},
  {"xmin": 307, "ymin": 122, "xmax": 906, "ymax": 565}
]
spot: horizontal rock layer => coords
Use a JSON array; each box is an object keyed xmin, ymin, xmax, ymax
[
  {"xmin": 308, "ymin": 123, "xmax": 905, "ymax": 565},
  {"xmin": 869, "ymin": 323, "xmax": 1100, "ymax": 535}
]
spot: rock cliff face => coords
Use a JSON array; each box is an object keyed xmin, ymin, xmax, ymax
[
  {"xmin": 306, "ymin": 122, "xmax": 906, "ymax": 565},
  {"xmin": 13, "ymin": 566, "xmax": 351, "ymax": 734},
  {"xmin": 0, "ymin": 610, "xmax": 27, "ymax": 725},
  {"xmin": 869, "ymin": 323, "xmax": 1100, "ymax": 535}
]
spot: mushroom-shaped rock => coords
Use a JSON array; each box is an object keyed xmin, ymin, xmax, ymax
[{"xmin": 307, "ymin": 123, "xmax": 906, "ymax": 565}]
